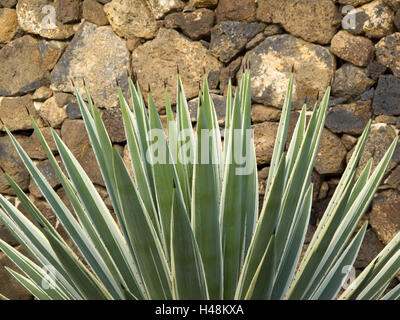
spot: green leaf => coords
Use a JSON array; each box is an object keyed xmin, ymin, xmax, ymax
[
  {"xmin": 6, "ymin": 268, "xmax": 52, "ymax": 300},
  {"xmin": 311, "ymin": 222, "xmax": 367, "ymax": 300},
  {"xmin": 171, "ymin": 190, "xmax": 208, "ymax": 300},
  {"xmin": 191, "ymin": 94, "xmax": 222, "ymax": 299},
  {"xmin": 111, "ymin": 147, "xmax": 172, "ymax": 299},
  {"xmin": 244, "ymin": 235, "xmax": 276, "ymax": 300}
]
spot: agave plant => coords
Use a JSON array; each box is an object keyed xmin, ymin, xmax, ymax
[{"xmin": 0, "ymin": 67, "xmax": 400, "ymax": 300}]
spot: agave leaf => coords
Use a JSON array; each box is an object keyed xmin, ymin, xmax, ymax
[
  {"xmin": 340, "ymin": 229, "xmax": 400, "ymax": 300},
  {"xmin": 220, "ymin": 85, "xmax": 244, "ymax": 299},
  {"xmin": 275, "ymin": 87, "xmax": 330, "ymax": 266},
  {"xmin": 118, "ymin": 88, "xmax": 160, "ymax": 230},
  {"xmin": 264, "ymin": 74, "xmax": 294, "ymax": 196},
  {"xmin": 0, "ymin": 182, "xmax": 81, "ymax": 299},
  {"xmin": 147, "ymin": 92, "xmax": 175, "ymax": 260},
  {"xmin": 6, "ymin": 268, "xmax": 52, "ymax": 300},
  {"xmin": 311, "ymin": 222, "xmax": 367, "ymax": 300},
  {"xmin": 239, "ymin": 71, "xmax": 258, "ymax": 265},
  {"xmin": 127, "ymin": 78, "xmax": 156, "ymax": 199},
  {"xmin": 244, "ymin": 235, "xmax": 276, "ymax": 300},
  {"xmin": 284, "ymin": 104, "xmax": 306, "ymax": 182},
  {"xmin": 171, "ymin": 189, "xmax": 208, "ymax": 299},
  {"xmin": 0, "ymin": 293, "xmax": 9, "ymax": 300},
  {"xmin": 111, "ymin": 147, "xmax": 172, "ymax": 299},
  {"xmin": 381, "ymin": 283, "xmax": 400, "ymax": 300},
  {"xmin": 191, "ymin": 91, "xmax": 222, "ymax": 299},
  {"xmin": 306, "ymin": 121, "xmax": 371, "ymax": 252},
  {"xmin": 30, "ymin": 118, "xmax": 133, "ymax": 299},
  {"xmin": 175, "ymin": 75, "xmax": 195, "ymax": 208},
  {"xmin": 236, "ymin": 153, "xmax": 286, "ymax": 299},
  {"xmin": 289, "ymin": 137, "xmax": 397, "ymax": 299},
  {"xmin": 39, "ymin": 225, "xmax": 112, "ymax": 300},
  {"xmin": 0, "ymin": 239, "xmax": 69, "ymax": 300},
  {"xmin": 271, "ymin": 184, "xmax": 313, "ymax": 299},
  {"xmin": 51, "ymin": 129, "xmax": 143, "ymax": 299},
  {"xmin": 2, "ymin": 130, "xmax": 125, "ymax": 298}
]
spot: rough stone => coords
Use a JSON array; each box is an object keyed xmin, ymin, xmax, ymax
[
  {"xmin": 219, "ymin": 56, "xmax": 241, "ymax": 92},
  {"xmin": 0, "ymin": 8, "xmax": 18, "ymax": 44},
  {"xmin": 104, "ymin": 0, "xmax": 158, "ymax": 39},
  {"xmin": 29, "ymin": 159, "xmax": 60, "ymax": 198},
  {"xmin": 126, "ymin": 37, "xmax": 142, "ymax": 51},
  {"xmin": 61, "ymin": 119, "xmax": 104, "ymax": 186},
  {"xmin": 32, "ymin": 87, "xmax": 53, "ymax": 101},
  {"xmin": 0, "ymin": 135, "xmax": 30, "ymax": 194},
  {"xmin": 257, "ymin": 0, "xmax": 341, "ymax": 44},
  {"xmin": 51, "ymin": 22, "xmax": 130, "ymax": 109},
  {"xmin": 66, "ymin": 102, "xmax": 81, "ymax": 119},
  {"xmin": 366, "ymin": 60, "xmax": 387, "ymax": 81},
  {"xmin": 0, "ymin": 36, "xmax": 50, "ymax": 96},
  {"xmin": 375, "ymin": 114, "xmax": 398, "ymax": 123},
  {"xmin": 16, "ymin": 0, "xmax": 77, "ymax": 39},
  {"xmin": 123, "ymin": 144, "xmax": 135, "ymax": 179},
  {"xmin": 385, "ymin": 164, "xmax": 400, "ymax": 189},
  {"xmin": 376, "ymin": 32, "xmax": 400, "ymax": 77},
  {"xmin": 258, "ymin": 166, "xmax": 269, "ymax": 196},
  {"xmin": 251, "ymin": 105, "xmax": 281, "ymax": 123},
  {"xmin": 332, "ymin": 63, "xmax": 375, "ymax": 101},
  {"xmin": 188, "ymin": 94, "xmax": 226, "ymax": 123},
  {"xmin": 330, "ymin": 31, "xmax": 375, "ymax": 67},
  {"xmin": 56, "ymin": 0, "xmax": 81, "ymax": 24},
  {"xmin": 23, "ymin": 127, "xmax": 60, "ymax": 160},
  {"xmin": 355, "ymin": 229, "xmax": 385, "ymax": 268},
  {"xmin": 253, "ymin": 121, "xmax": 278, "ymax": 165},
  {"xmin": 245, "ymin": 32, "xmax": 265, "ymax": 50},
  {"xmin": 325, "ymin": 101, "xmax": 372, "ymax": 135},
  {"xmin": 242, "ymin": 34, "xmax": 335, "ymax": 109},
  {"xmin": 209, "ymin": 21, "xmax": 264, "ymax": 63},
  {"xmin": 350, "ymin": 0, "xmax": 395, "ymax": 38},
  {"xmin": 314, "ymin": 129, "xmax": 347, "ymax": 175},
  {"xmin": 82, "ymin": 0, "xmax": 108, "ymax": 26},
  {"xmin": 0, "ymin": 0, "xmax": 17, "ymax": 7},
  {"xmin": 164, "ymin": 8, "xmax": 215, "ymax": 40},
  {"xmin": 319, "ymin": 181, "xmax": 329, "ymax": 200},
  {"xmin": 37, "ymin": 96, "xmax": 67, "ymax": 128},
  {"xmin": 147, "ymin": 0, "xmax": 184, "ymax": 19},
  {"xmin": 373, "ymin": 75, "xmax": 400, "ymax": 115},
  {"xmin": 101, "ymin": 108, "xmax": 126, "ymax": 143},
  {"xmin": 341, "ymin": 134, "xmax": 358, "ymax": 150},
  {"xmin": 0, "ymin": 95, "xmax": 45, "ymax": 132},
  {"xmin": 0, "ymin": 247, "xmax": 33, "ymax": 300},
  {"xmin": 336, "ymin": 0, "xmax": 374, "ymax": 5},
  {"xmin": 131, "ymin": 28, "xmax": 222, "ymax": 108},
  {"xmin": 190, "ymin": 0, "xmax": 218, "ymax": 8},
  {"xmin": 370, "ymin": 190, "xmax": 400, "ymax": 244},
  {"xmin": 54, "ymin": 92, "xmax": 73, "ymax": 106},
  {"xmin": 395, "ymin": 8, "xmax": 400, "ymax": 29},
  {"xmin": 207, "ymin": 70, "xmax": 220, "ymax": 89},
  {"xmin": 384, "ymin": 0, "xmax": 400, "ymax": 10},
  {"xmin": 216, "ymin": 0, "xmax": 256, "ymax": 22},
  {"xmin": 38, "ymin": 40, "xmax": 67, "ymax": 71},
  {"xmin": 263, "ymin": 24, "xmax": 284, "ymax": 37}
]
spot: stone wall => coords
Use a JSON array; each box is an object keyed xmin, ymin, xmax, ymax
[{"xmin": 1, "ymin": 0, "xmax": 400, "ymax": 299}]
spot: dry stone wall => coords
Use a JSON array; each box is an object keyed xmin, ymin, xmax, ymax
[{"xmin": 1, "ymin": 0, "xmax": 400, "ymax": 298}]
